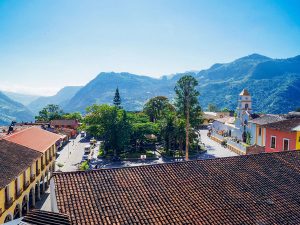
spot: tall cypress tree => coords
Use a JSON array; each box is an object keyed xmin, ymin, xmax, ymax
[{"xmin": 113, "ymin": 87, "xmax": 122, "ymax": 108}]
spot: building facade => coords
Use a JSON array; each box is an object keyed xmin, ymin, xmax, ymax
[
  {"xmin": 0, "ymin": 127, "xmax": 61, "ymax": 223},
  {"xmin": 263, "ymin": 119, "xmax": 300, "ymax": 152}
]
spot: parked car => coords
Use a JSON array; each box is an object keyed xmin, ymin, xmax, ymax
[
  {"xmin": 80, "ymin": 131, "xmax": 85, "ymax": 137},
  {"xmin": 84, "ymin": 145, "xmax": 91, "ymax": 154},
  {"xmin": 90, "ymin": 138, "xmax": 97, "ymax": 145},
  {"xmin": 82, "ymin": 154, "xmax": 88, "ymax": 161}
]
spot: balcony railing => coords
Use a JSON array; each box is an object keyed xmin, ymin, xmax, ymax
[
  {"xmin": 5, "ymin": 197, "xmax": 13, "ymax": 209},
  {"xmin": 30, "ymin": 174, "xmax": 36, "ymax": 182},
  {"xmin": 15, "ymin": 188, "xmax": 23, "ymax": 198},
  {"xmin": 36, "ymin": 169, "xmax": 41, "ymax": 176},
  {"xmin": 24, "ymin": 180, "xmax": 30, "ymax": 189}
]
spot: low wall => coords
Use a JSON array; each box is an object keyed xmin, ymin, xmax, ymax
[{"xmin": 227, "ymin": 139, "xmax": 247, "ymax": 155}]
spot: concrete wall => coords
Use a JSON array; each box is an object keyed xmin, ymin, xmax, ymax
[{"xmin": 265, "ymin": 129, "xmax": 297, "ymax": 153}]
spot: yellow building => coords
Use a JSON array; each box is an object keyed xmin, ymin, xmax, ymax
[
  {"xmin": 0, "ymin": 126, "xmax": 61, "ymax": 224},
  {"xmin": 295, "ymin": 129, "xmax": 300, "ymax": 150}
]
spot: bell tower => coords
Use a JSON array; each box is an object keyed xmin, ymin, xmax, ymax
[{"xmin": 237, "ymin": 89, "xmax": 252, "ymax": 118}]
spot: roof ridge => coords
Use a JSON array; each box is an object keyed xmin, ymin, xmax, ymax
[{"xmin": 52, "ymin": 151, "xmax": 298, "ymax": 176}]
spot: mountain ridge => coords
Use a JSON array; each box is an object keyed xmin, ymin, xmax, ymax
[
  {"xmin": 0, "ymin": 91, "xmax": 34, "ymax": 125},
  {"xmin": 63, "ymin": 54, "xmax": 300, "ymax": 114},
  {"xmin": 28, "ymin": 86, "xmax": 83, "ymax": 115}
]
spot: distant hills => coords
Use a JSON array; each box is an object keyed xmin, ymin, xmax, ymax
[
  {"xmin": 28, "ymin": 86, "xmax": 82, "ymax": 114},
  {"xmin": 3, "ymin": 91, "xmax": 39, "ymax": 106},
  {"xmin": 64, "ymin": 54, "xmax": 300, "ymax": 114},
  {"xmin": 0, "ymin": 92, "xmax": 34, "ymax": 125},
  {"xmin": 0, "ymin": 53, "xmax": 299, "ymax": 124}
]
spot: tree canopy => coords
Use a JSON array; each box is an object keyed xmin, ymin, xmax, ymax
[
  {"xmin": 35, "ymin": 104, "xmax": 64, "ymax": 122},
  {"xmin": 175, "ymin": 75, "xmax": 202, "ymax": 160},
  {"xmin": 143, "ymin": 96, "xmax": 174, "ymax": 122}
]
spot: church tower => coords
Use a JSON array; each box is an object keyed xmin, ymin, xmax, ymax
[{"xmin": 237, "ymin": 89, "xmax": 252, "ymax": 118}]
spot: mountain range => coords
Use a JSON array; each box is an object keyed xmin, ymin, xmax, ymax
[
  {"xmin": 0, "ymin": 92, "xmax": 34, "ymax": 125},
  {"xmin": 27, "ymin": 86, "xmax": 82, "ymax": 114},
  {"xmin": 64, "ymin": 53, "xmax": 300, "ymax": 114},
  {"xmin": 1, "ymin": 53, "xmax": 299, "ymax": 125}
]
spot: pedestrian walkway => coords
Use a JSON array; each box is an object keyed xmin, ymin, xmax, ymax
[{"xmin": 198, "ymin": 129, "xmax": 238, "ymax": 159}]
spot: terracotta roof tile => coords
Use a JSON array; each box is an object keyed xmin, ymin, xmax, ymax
[
  {"xmin": 53, "ymin": 151, "xmax": 300, "ymax": 225},
  {"xmin": 249, "ymin": 114, "xmax": 286, "ymax": 125},
  {"xmin": 4, "ymin": 126, "xmax": 62, "ymax": 152},
  {"xmin": 0, "ymin": 139, "xmax": 41, "ymax": 189},
  {"xmin": 22, "ymin": 209, "xmax": 71, "ymax": 225},
  {"xmin": 239, "ymin": 89, "xmax": 250, "ymax": 96},
  {"xmin": 50, "ymin": 119, "xmax": 78, "ymax": 127},
  {"xmin": 261, "ymin": 118, "xmax": 300, "ymax": 132}
]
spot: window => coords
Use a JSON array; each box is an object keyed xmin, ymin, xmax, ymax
[
  {"xmin": 23, "ymin": 171, "xmax": 26, "ymax": 184},
  {"xmin": 258, "ymin": 127, "xmax": 262, "ymax": 136},
  {"xmin": 36, "ymin": 160, "xmax": 39, "ymax": 173},
  {"xmin": 283, "ymin": 139, "xmax": 289, "ymax": 151},
  {"xmin": 271, "ymin": 136, "xmax": 276, "ymax": 149},
  {"xmin": 5, "ymin": 186, "xmax": 10, "ymax": 202},
  {"xmin": 245, "ymin": 103, "xmax": 249, "ymax": 109}
]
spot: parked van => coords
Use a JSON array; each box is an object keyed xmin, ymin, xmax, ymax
[{"xmin": 84, "ymin": 145, "xmax": 91, "ymax": 154}]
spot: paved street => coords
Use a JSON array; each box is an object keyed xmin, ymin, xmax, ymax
[
  {"xmin": 198, "ymin": 129, "xmax": 238, "ymax": 159},
  {"xmin": 56, "ymin": 135, "xmax": 87, "ymax": 172},
  {"xmin": 36, "ymin": 135, "xmax": 86, "ymax": 211}
]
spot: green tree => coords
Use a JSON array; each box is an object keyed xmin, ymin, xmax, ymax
[
  {"xmin": 207, "ymin": 103, "xmax": 218, "ymax": 112},
  {"xmin": 174, "ymin": 75, "xmax": 201, "ymax": 160},
  {"xmin": 83, "ymin": 104, "xmax": 130, "ymax": 158},
  {"xmin": 221, "ymin": 107, "xmax": 230, "ymax": 112},
  {"xmin": 35, "ymin": 104, "xmax": 64, "ymax": 122},
  {"xmin": 143, "ymin": 96, "xmax": 174, "ymax": 122},
  {"xmin": 62, "ymin": 112, "xmax": 82, "ymax": 121},
  {"xmin": 113, "ymin": 87, "xmax": 122, "ymax": 109}
]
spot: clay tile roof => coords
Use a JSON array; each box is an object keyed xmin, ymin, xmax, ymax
[
  {"xmin": 0, "ymin": 139, "xmax": 41, "ymax": 189},
  {"xmin": 22, "ymin": 210, "xmax": 71, "ymax": 225},
  {"xmin": 53, "ymin": 151, "xmax": 300, "ymax": 225},
  {"xmin": 239, "ymin": 89, "xmax": 250, "ymax": 96},
  {"xmin": 261, "ymin": 118, "xmax": 300, "ymax": 132},
  {"xmin": 249, "ymin": 114, "xmax": 286, "ymax": 125},
  {"xmin": 4, "ymin": 126, "xmax": 62, "ymax": 153},
  {"xmin": 50, "ymin": 119, "xmax": 78, "ymax": 126}
]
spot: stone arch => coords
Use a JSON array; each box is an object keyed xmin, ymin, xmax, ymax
[
  {"xmin": 4, "ymin": 214, "xmax": 12, "ymax": 223},
  {"xmin": 44, "ymin": 169, "xmax": 49, "ymax": 190},
  {"xmin": 29, "ymin": 187, "xmax": 35, "ymax": 208},
  {"xmin": 22, "ymin": 194, "xmax": 29, "ymax": 215},
  {"xmin": 13, "ymin": 203, "xmax": 21, "ymax": 219},
  {"xmin": 40, "ymin": 175, "xmax": 45, "ymax": 195},
  {"xmin": 35, "ymin": 180, "xmax": 40, "ymax": 201}
]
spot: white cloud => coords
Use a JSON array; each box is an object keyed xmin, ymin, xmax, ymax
[{"xmin": 0, "ymin": 82, "xmax": 59, "ymax": 96}]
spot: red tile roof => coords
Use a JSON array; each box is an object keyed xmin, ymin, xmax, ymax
[
  {"xmin": 50, "ymin": 119, "xmax": 78, "ymax": 127},
  {"xmin": 53, "ymin": 151, "xmax": 300, "ymax": 225},
  {"xmin": 239, "ymin": 89, "xmax": 250, "ymax": 96},
  {"xmin": 5, "ymin": 126, "xmax": 62, "ymax": 152}
]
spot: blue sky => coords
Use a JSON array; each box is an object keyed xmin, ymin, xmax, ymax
[{"xmin": 0, "ymin": 0, "xmax": 300, "ymax": 95}]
